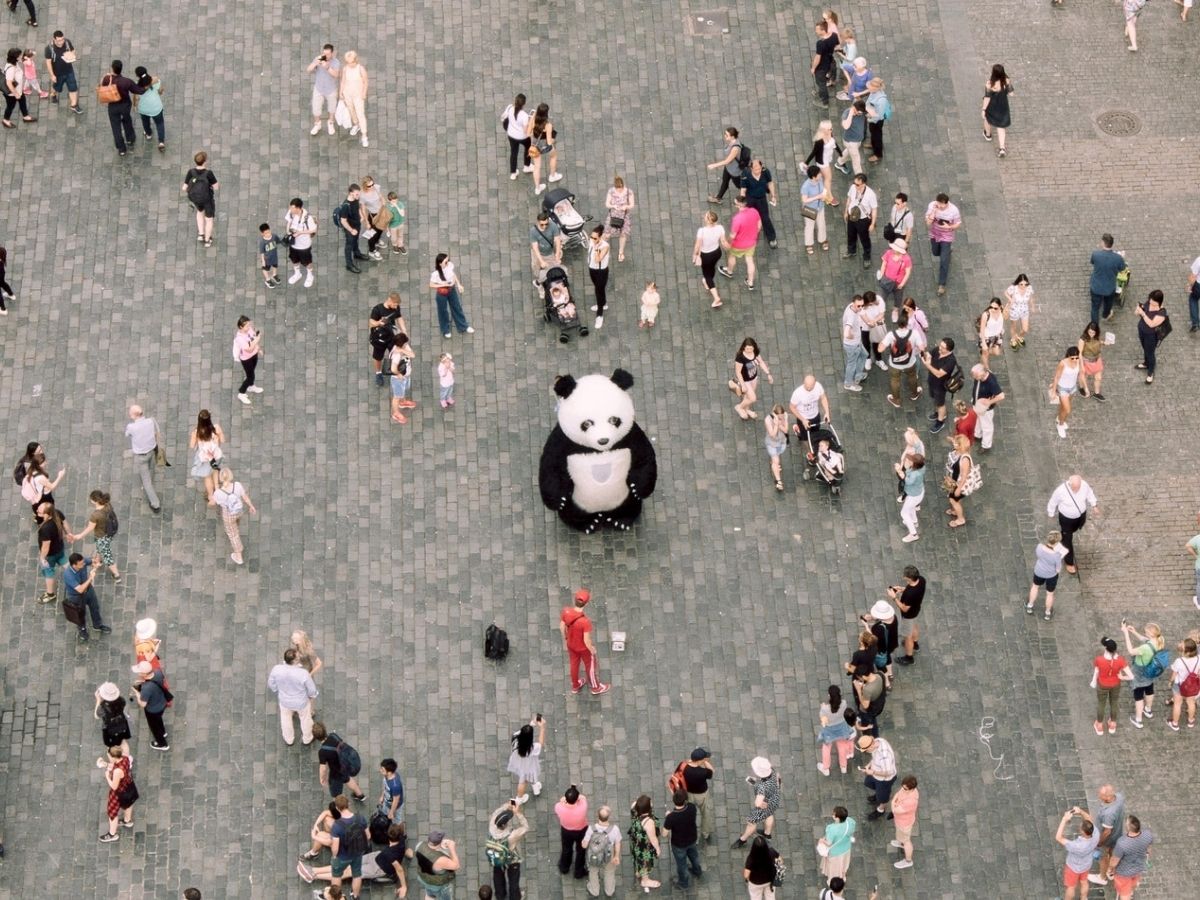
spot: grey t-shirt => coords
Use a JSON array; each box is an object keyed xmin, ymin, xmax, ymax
[
  {"xmin": 529, "ymin": 222, "xmax": 561, "ymax": 254},
  {"xmin": 313, "ymin": 57, "xmax": 341, "ymax": 95},
  {"xmin": 1097, "ymin": 793, "xmax": 1126, "ymax": 847},
  {"xmin": 1064, "ymin": 832, "xmax": 1100, "ymax": 874},
  {"xmin": 1112, "ymin": 829, "xmax": 1153, "ymax": 876},
  {"xmin": 1033, "ymin": 543, "xmax": 1063, "ymax": 579},
  {"xmin": 724, "ymin": 142, "xmax": 744, "ymax": 176}
]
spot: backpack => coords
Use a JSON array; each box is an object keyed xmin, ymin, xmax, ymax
[
  {"xmin": 1142, "ymin": 648, "xmax": 1170, "ymax": 680},
  {"xmin": 369, "ymin": 809, "xmax": 392, "ymax": 846},
  {"xmin": 484, "ymin": 623, "xmax": 509, "ymax": 660},
  {"xmin": 19, "ymin": 474, "xmax": 42, "ymax": 504},
  {"xmin": 945, "ymin": 363, "xmax": 965, "ymax": 393},
  {"xmin": 878, "ymin": 93, "xmax": 893, "ymax": 122},
  {"xmin": 332, "ymin": 736, "xmax": 362, "ymax": 776},
  {"xmin": 333, "ymin": 202, "xmax": 349, "ymax": 231},
  {"xmin": 485, "ymin": 837, "xmax": 514, "ymax": 868},
  {"xmin": 185, "ymin": 170, "xmax": 211, "ymax": 206},
  {"xmin": 889, "ymin": 331, "xmax": 913, "ymax": 366},
  {"xmin": 12, "ymin": 458, "xmax": 27, "ymax": 486},
  {"xmin": 213, "ymin": 486, "xmax": 244, "ymax": 517},
  {"xmin": 105, "ymin": 506, "xmax": 119, "ymax": 536},
  {"xmin": 585, "ymin": 825, "xmax": 613, "ymax": 869},
  {"xmin": 341, "ymin": 816, "xmax": 370, "ymax": 856},
  {"xmin": 736, "ymin": 142, "xmax": 752, "ymax": 170},
  {"xmin": 666, "ymin": 759, "xmax": 688, "ymax": 795},
  {"xmin": 1181, "ymin": 659, "xmax": 1200, "ymax": 698}
]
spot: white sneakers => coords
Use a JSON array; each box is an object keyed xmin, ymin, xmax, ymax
[
  {"xmin": 510, "ymin": 173, "xmax": 518, "ymax": 181},
  {"xmin": 1056, "ymin": 422, "xmax": 1068, "ymax": 439},
  {"xmin": 361, "ymin": 135, "xmax": 369, "ymax": 148},
  {"xmin": 326, "ymin": 121, "xmax": 334, "ymax": 135},
  {"xmin": 369, "ymin": 251, "xmax": 383, "ymax": 261},
  {"xmin": 532, "ymin": 781, "xmax": 542, "ymax": 795},
  {"xmin": 304, "ymin": 271, "xmax": 314, "ymax": 288},
  {"xmin": 535, "ymin": 184, "xmax": 546, "ymax": 195},
  {"xmin": 816, "ymin": 763, "xmax": 830, "ymax": 776},
  {"xmin": 237, "ymin": 393, "xmax": 251, "ymax": 405},
  {"xmin": 466, "ymin": 326, "xmax": 475, "ymax": 334},
  {"xmin": 594, "ymin": 315, "xmax": 604, "ymax": 329},
  {"xmin": 902, "ymin": 533, "xmax": 919, "ymax": 543},
  {"xmin": 288, "ymin": 268, "xmax": 304, "ymax": 284},
  {"xmin": 309, "ymin": 123, "xmax": 321, "ymax": 136},
  {"xmin": 247, "ymin": 386, "xmax": 264, "ymax": 394},
  {"xmin": 548, "ymin": 173, "xmax": 563, "ymax": 183},
  {"xmin": 350, "ymin": 125, "xmax": 360, "ymax": 136},
  {"xmin": 522, "ymin": 164, "xmax": 534, "ymax": 173},
  {"xmin": 515, "ymin": 794, "xmax": 529, "ymax": 805}
]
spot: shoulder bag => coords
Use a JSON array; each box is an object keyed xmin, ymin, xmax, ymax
[{"xmin": 96, "ymin": 73, "xmax": 120, "ymax": 105}]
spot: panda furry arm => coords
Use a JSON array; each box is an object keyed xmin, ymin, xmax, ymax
[
  {"xmin": 538, "ymin": 426, "xmax": 576, "ymax": 510},
  {"xmin": 618, "ymin": 424, "xmax": 657, "ymax": 499}
]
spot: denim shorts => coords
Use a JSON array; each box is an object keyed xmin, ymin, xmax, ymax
[
  {"xmin": 54, "ymin": 70, "xmax": 79, "ymax": 93},
  {"xmin": 40, "ymin": 551, "xmax": 68, "ymax": 578},
  {"xmin": 331, "ymin": 854, "xmax": 363, "ymax": 878},
  {"xmin": 390, "ymin": 375, "xmax": 410, "ymax": 398}
]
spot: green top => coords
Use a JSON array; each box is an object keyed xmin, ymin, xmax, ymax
[
  {"xmin": 137, "ymin": 83, "xmax": 163, "ymax": 118},
  {"xmin": 387, "ymin": 200, "xmax": 406, "ymax": 227},
  {"xmin": 1189, "ymin": 534, "xmax": 1200, "ymax": 571}
]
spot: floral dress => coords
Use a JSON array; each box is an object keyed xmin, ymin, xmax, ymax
[
  {"xmin": 627, "ymin": 812, "xmax": 658, "ymax": 877},
  {"xmin": 604, "ymin": 186, "xmax": 634, "ymax": 238}
]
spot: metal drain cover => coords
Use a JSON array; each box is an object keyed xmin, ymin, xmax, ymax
[
  {"xmin": 686, "ymin": 11, "xmax": 730, "ymax": 36},
  {"xmin": 1096, "ymin": 111, "xmax": 1141, "ymax": 137}
]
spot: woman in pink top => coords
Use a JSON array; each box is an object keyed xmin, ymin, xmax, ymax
[
  {"xmin": 877, "ymin": 238, "xmax": 912, "ymax": 307},
  {"xmin": 233, "ymin": 316, "xmax": 264, "ymax": 405},
  {"xmin": 889, "ymin": 775, "xmax": 919, "ymax": 869},
  {"xmin": 554, "ymin": 784, "xmax": 590, "ymax": 877}
]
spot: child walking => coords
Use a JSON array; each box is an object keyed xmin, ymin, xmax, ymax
[
  {"xmin": 21, "ymin": 49, "xmax": 47, "ymax": 99},
  {"xmin": 386, "ymin": 193, "xmax": 407, "ymax": 255},
  {"xmin": 437, "ymin": 352, "xmax": 456, "ymax": 409},
  {"xmin": 258, "ymin": 223, "xmax": 280, "ymax": 288},
  {"xmin": 639, "ymin": 281, "xmax": 661, "ymax": 328}
]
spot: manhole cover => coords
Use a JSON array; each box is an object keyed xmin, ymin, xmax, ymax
[
  {"xmin": 686, "ymin": 11, "xmax": 730, "ymax": 36},
  {"xmin": 1096, "ymin": 111, "xmax": 1141, "ymax": 137}
]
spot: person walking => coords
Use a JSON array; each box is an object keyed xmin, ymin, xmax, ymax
[
  {"xmin": 368, "ymin": 291, "xmax": 406, "ymax": 386},
  {"xmin": 894, "ymin": 451, "xmax": 925, "ymax": 543},
  {"xmin": 801, "ymin": 164, "xmax": 829, "ymax": 255},
  {"xmin": 1089, "ymin": 234, "xmax": 1125, "ymax": 323},
  {"xmin": 582, "ymin": 805, "xmax": 621, "ymax": 898},
  {"xmin": 1092, "ymin": 637, "xmax": 1133, "ymax": 736},
  {"xmin": 501, "ymin": 93, "xmax": 532, "ymax": 179},
  {"xmin": 603, "ymin": 175, "xmax": 635, "ymax": 261},
  {"xmin": 1047, "ymin": 475, "xmax": 1099, "ymax": 575},
  {"xmin": 554, "ymin": 784, "xmax": 590, "ymax": 879},
  {"xmin": 307, "ymin": 44, "xmax": 340, "ymax": 135},
  {"xmin": 388, "ymin": 333, "xmax": 416, "ymax": 425},
  {"xmin": 487, "ymin": 800, "xmax": 528, "ymax": 900},
  {"xmin": 889, "ymin": 775, "xmax": 919, "ymax": 869},
  {"xmin": 313, "ymin": 722, "xmax": 365, "ymax": 800},
  {"xmin": 920, "ymin": 338, "xmax": 958, "ymax": 434},
  {"xmin": 268, "ymin": 647, "xmax": 318, "ymax": 746},
  {"xmin": 818, "ymin": 806, "xmax": 856, "ymax": 885},
  {"xmin": 414, "ymin": 830, "xmax": 460, "ymax": 899},
  {"xmin": 559, "ymin": 588, "xmax": 610, "ymax": 695},
  {"xmin": 729, "ymin": 336, "xmax": 773, "ymax": 421},
  {"xmin": 233, "ymin": 316, "xmax": 264, "ymax": 405},
  {"xmin": 969, "ymin": 364, "xmax": 1004, "ymax": 450},
  {"xmin": 284, "ymin": 197, "xmax": 318, "ymax": 288},
  {"xmin": 840, "ymin": 294, "xmax": 867, "ymax": 391},
  {"xmin": 358, "ymin": 175, "xmax": 387, "ymax": 259},
  {"xmin": 98, "ymin": 746, "xmax": 136, "ymax": 843},
  {"xmin": 763, "ymin": 405, "xmax": 789, "ymax": 492},
  {"xmin": 692, "ymin": 210, "xmax": 726, "ymax": 308},
  {"xmin": 944, "ymin": 433, "xmax": 978, "ymax": 529},
  {"xmin": 527, "ymin": 103, "xmax": 562, "ymax": 195},
  {"xmin": 1088, "ymin": 785, "xmax": 1127, "ymax": 887},
  {"xmin": 530, "ymin": 211, "xmax": 563, "ymax": 280},
  {"xmin": 706, "ymin": 127, "xmax": 745, "ymax": 203},
  {"xmin": 123, "ymin": 405, "xmax": 162, "ymax": 511},
  {"xmin": 834, "ymin": 99, "xmax": 867, "ymax": 176},
  {"xmin": 212, "ymin": 467, "xmax": 256, "ymax": 566},
  {"xmin": 1168, "ymin": 637, "xmax": 1200, "ymax": 731},
  {"xmin": 2, "ymin": 49, "xmax": 31, "ymax": 128},
  {"xmin": 811, "ymin": 20, "xmax": 838, "ymax": 106},
  {"xmin": 1122, "ymin": 621, "xmax": 1166, "ymax": 728},
  {"xmin": 877, "ymin": 238, "xmax": 912, "ymax": 308},
  {"xmin": 680, "ymin": 749, "xmax": 715, "ymax": 844},
  {"xmin": 43, "ymin": 31, "xmax": 81, "ymax": 112},
  {"xmin": 627, "ymin": 795, "xmax": 661, "ymax": 891},
  {"xmin": 1123, "ymin": 0, "xmax": 1146, "ymax": 51},
  {"xmin": 94, "ymin": 681, "xmax": 132, "ymax": 761},
  {"xmin": 739, "ymin": 160, "xmax": 777, "ymax": 249},
  {"xmin": 1056, "ymin": 807, "xmax": 1099, "ymax": 900},
  {"xmin": 132, "ymin": 660, "xmax": 170, "ymax": 750},
  {"xmin": 182, "ymin": 151, "xmax": 218, "ymax": 247},
  {"xmin": 816, "ymin": 685, "xmax": 856, "ymax": 776},
  {"xmin": 429, "ymin": 252, "xmax": 474, "ymax": 339},
  {"xmin": 841, "ymin": 173, "xmax": 878, "ymax": 270},
  {"xmin": 1189, "ymin": 513, "xmax": 1200, "ymax": 609},
  {"xmin": 732, "ymin": 757, "xmax": 781, "ymax": 847},
  {"xmin": 925, "ymin": 193, "xmax": 962, "ymax": 295},
  {"xmin": 857, "ymin": 735, "xmax": 897, "ymax": 820},
  {"xmin": 1004, "ymin": 274, "xmax": 1035, "ymax": 349},
  {"xmin": 134, "ymin": 68, "xmax": 165, "ymax": 150},
  {"xmin": 1105, "ymin": 816, "xmax": 1153, "ymax": 899},
  {"xmin": 338, "ymin": 50, "xmax": 368, "ymax": 147},
  {"xmin": 188, "ymin": 409, "xmax": 225, "ymax": 504},
  {"xmin": 1134, "ymin": 290, "xmax": 1168, "ymax": 384},
  {"xmin": 884, "ymin": 193, "xmax": 915, "ymax": 245},
  {"xmin": 663, "ymin": 790, "xmax": 702, "ymax": 890},
  {"xmin": 1026, "ymin": 530, "xmax": 1066, "ymax": 620},
  {"xmin": 1078, "ymin": 321, "xmax": 1106, "ymax": 400},
  {"xmin": 586, "ymin": 226, "xmax": 611, "ymax": 328},
  {"xmin": 99, "ymin": 59, "xmax": 150, "ymax": 153},
  {"xmin": 879, "ymin": 310, "xmax": 922, "ymax": 410},
  {"xmin": 1049, "ymin": 347, "xmax": 1083, "ymax": 439},
  {"xmin": 980, "ymin": 64, "xmax": 1013, "ymax": 157},
  {"xmin": 742, "ymin": 835, "xmax": 780, "ymax": 900},
  {"xmin": 62, "ymin": 552, "xmax": 113, "ymax": 642},
  {"xmin": 0, "ymin": 244, "xmax": 14, "ymax": 311},
  {"xmin": 865, "ymin": 77, "xmax": 890, "ymax": 161},
  {"xmin": 336, "ymin": 184, "xmax": 367, "ymax": 273},
  {"xmin": 506, "ymin": 715, "xmax": 546, "ymax": 804},
  {"xmin": 719, "ymin": 196, "xmax": 761, "ymax": 291}
]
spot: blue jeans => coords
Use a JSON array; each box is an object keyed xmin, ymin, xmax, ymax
[
  {"xmin": 417, "ymin": 880, "xmax": 454, "ymax": 900},
  {"xmin": 140, "ymin": 111, "xmax": 165, "ymax": 142},
  {"xmin": 930, "ymin": 239, "xmax": 953, "ymax": 286},
  {"xmin": 52, "ymin": 69, "xmax": 78, "ymax": 94},
  {"xmin": 343, "ymin": 229, "xmax": 361, "ymax": 267},
  {"xmin": 435, "ymin": 287, "xmax": 470, "ymax": 334},
  {"xmin": 842, "ymin": 341, "xmax": 868, "ymax": 387},
  {"xmin": 671, "ymin": 843, "xmax": 702, "ymax": 887},
  {"xmin": 1189, "ymin": 283, "xmax": 1200, "ymax": 327},
  {"xmin": 1090, "ymin": 291, "xmax": 1115, "ymax": 324},
  {"xmin": 439, "ymin": 384, "xmax": 454, "ymax": 404}
]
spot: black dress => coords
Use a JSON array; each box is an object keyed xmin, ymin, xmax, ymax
[
  {"xmin": 100, "ymin": 699, "xmax": 132, "ymax": 746},
  {"xmin": 984, "ymin": 83, "xmax": 1012, "ymax": 128}
]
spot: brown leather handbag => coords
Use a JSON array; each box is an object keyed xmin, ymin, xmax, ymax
[{"xmin": 96, "ymin": 74, "xmax": 120, "ymax": 105}]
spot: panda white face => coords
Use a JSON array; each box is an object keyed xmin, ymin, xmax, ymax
[{"xmin": 557, "ymin": 373, "xmax": 636, "ymax": 451}]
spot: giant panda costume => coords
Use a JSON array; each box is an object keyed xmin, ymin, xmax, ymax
[{"xmin": 538, "ymin": 368, "xmax": 657, "ymax": 533}]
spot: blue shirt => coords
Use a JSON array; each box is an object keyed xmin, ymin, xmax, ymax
[
  {"xmin": 904, "ymin": 467, "xmax": 925, "ymax": 495},
  {"xmin": 259, "ymin": 235, "xmax": 279, "ymax": 266},
  {"xmin": 1090, "ymin": 249, "xmax": 1125, "ymax": 295},
  {"xmin": 972, "ymin": 373, "xmax": 1002, "ymax": 403},
  {"xmin": 801, "ymin": 177, "xmax": 825, "ymax": 211},
  {"xmin": 63, "ymin": 561, "xmax": 92, "ymax": 600},
  {"xmin": 843, "ymin": 109, "xmax": 866, "ymax": 143},
  {"xmin": 383, "ymin": 772, "xmax": 404, "ymax": 806},
  {"xmin": 137, "ymin": 671, "xmax": 168, "ymax": 714},
  {"xmin": 137, "ymin": 83, "xmax": 163, "ymax": 117}
]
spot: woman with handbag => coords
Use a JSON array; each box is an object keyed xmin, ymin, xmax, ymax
[
  {"xmin": 817, "ymin": 806, "xmax": 856, "ymax": 885},
  {"xmin": 859, "ymin": 290, "xmax": 887, "ymax": 372},
  {"xmin": 99, "ymin": 745, "xmax": 136, "ymax": 842},
  {"xmin": 428, "ymin": 252, "xmax": 474, "ymax": 339},
  {"xmin": 804, "ymin": 120, "xmax": 840, "ymax": 206},
  {"xmin": 359, "ymin": 175, "xmax": 388, "ymax": 260},
  {"xmin": 733, "ymin": 757, "xmax": 781, "ymax": 847},
  {"xmin": 742, "ymin": 834, "xmax": 781, "ymax": 899},
  {"xmin": 188, "ymin": 409, "xmax": 225, "ymax": 505},
  {"xmin": 1134, "ymin": 289, "xmax": 1167, "ymax": 384},
  {"xmin": 94, "ymin": 681, "xmax": 132, "ymax": 762},
  {"xmin": 526, "ymin": 103, "xmax": 563, "ymax": 196},
  {"xmin": 602, "ymin": 175, "xmax": 635, "ymax": 262},
  {"xmin": 501, "ymin": 93, "xmax": 532, "ymax": 179},
  {"xmin": 801, "ymin": 165, "xmax": 828, "ymax": 254},
  {"xmin": 1, "ymin": 47, "xmax": 34, "ymax": 128},
  {"xmin": 945, "ymin": 433, "xmax": 979, "ymax": 529}
]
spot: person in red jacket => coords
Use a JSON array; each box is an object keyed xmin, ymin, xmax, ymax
[{"xmin": 559, "ymin": 589, "xmax": 610, "ymax": 695}]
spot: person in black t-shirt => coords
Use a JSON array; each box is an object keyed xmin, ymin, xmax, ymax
[
  {"xmin": 810, "ymin": 21, "xmax": 840, "ymax": 106},
  {"xmin": 682, "ymin": 748, "xmax": 715, "ymax": 844},
  {"xmin": 662, "ymin": 790, "xmax": 702, "ymax": 889},
  {"xmin": 312, "ymin": 722, "xmax": 365, "ymax": 800},
  {"xmin": 368, "ymin": 293, "xmax": 406, "ymax": 385},
  {"xmin": 892, "ymin": 566, "xmax": 927, "ymax": 665},
  {"xmin": 35, "ymin": 499, "xmax": 72, "ymax": 604},
  {"xmin": 845, "ymin": 631, "xmax": 877, "ymax": 679},
  {"xmin": 920, "ymin": 338, "xmax": 958, "ymax": 434}
]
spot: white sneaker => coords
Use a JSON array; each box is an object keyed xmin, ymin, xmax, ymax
[
  {"xmin": 369, "ymin": 251, "xmax": 383, "ymax": 261},
  {"xmin": 548, "ymin": 172, "xmax": 563, "ymax": 183},
  {"xmin": 865, "ymin": 359, "xmax": 873, "ymax": 371},
  {"xmin": 1056, "ymin": 422, "xmax": 1067, "ymax": 439},
  {"xmin": 288, "ymin": 268, "xmax": 303, "ymax": 284},
  {"xmin": 515, "ymin": 794, "xmax": 529, "ymax": 805},
  {"xmin": 326, "ymin": 121, "xmax": 335, "ymax": 135},
  {"xmin": 444, "ymin": 332, "xmax": 452, "ymax": 339},
  {"xmin": 816, "ymin": 763, "xmax": 830, "ymax": 776},
  {"xmin": 510, "ymin": 173, "xmax": 518, "ymax": 181},
  {"xmin": 304, "ymin": 272, "xmax": 314, "ymax": 288},
  {"xmin": 894, "ymin": 859, "xmax": 913, "ymax": 870},
  {"xmin": 1086, "ymin": 875, "xmax": 1108, "ymax": 886},
  {"xmin": 901, "ymin": 533, "xmax": 919, "ymax": 543},
  {"xmin": 1193, "ymin": 595, "xmax": 1200, "ymax": 610},
  {"xmin": 466, "ymin": 326, "xmax": 475, "ymax": 334},
  {"xmin": 590, "ymin": 305, "xmax": 599, "ymax": 312},
  {"xmin": 237, "ymin": 393, "xmax": 251, "ymax": 405},
  {"xmin": 889, "ymin": 840, "xmax": 904, "ymax": 849},
  {"xmin": 594, "ymin": 315, "xmax": 604, "ymax": 329},
  {"xmin": 361, "ymin": 135, "xmax": 369, "ymax": 148},
  {"xmin": 247, "ymin": 386, "xmax": 264, "ymax": 394},
  {"xmin": 309, "ymin": 123, "xmax": 321, "ymax": 136},
  {"xmin": 877, "ymin": 360, "xmax": 889, "ymax": 371},
  {"xmin": 532, "ymin": 781, "xmax": 542, "ymax": 795},
  {"xmin": 350, "ymin": 125, "xmax": 360, "ymax": 136},
  {"xmin": 535, "ymin": 184, "xmax": 546, "ymax": 195},
  {"xmin": 522, "ymin": 164, "xmax": 534, "ymax": 173}
]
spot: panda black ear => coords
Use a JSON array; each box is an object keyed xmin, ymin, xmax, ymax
[
  {"xmin": 611, "ymin": 368, "xmax": 634, "ymax": 390},
  {"xmin": 554, "ymin": 375, "xmax": 577, "ymax": 399}
]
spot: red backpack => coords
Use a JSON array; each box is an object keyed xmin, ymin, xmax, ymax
[
  {"xmin": 666, "ymin": 760, "xmax": 689, "ymax": 794},
  {"xmin": 1180, "ymin": 659, "xmax": 1200, "ymax": 698}
]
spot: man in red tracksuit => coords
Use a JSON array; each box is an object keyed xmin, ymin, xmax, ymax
[{"xmin": 559, "ymin": 589, "xmax": 610, "ymax": 695}]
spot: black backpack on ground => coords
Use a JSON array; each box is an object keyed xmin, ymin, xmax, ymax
[
  {"xmin": 369, "ymin": 808, "xmax": 391, "ymax": 845},
  {"xmin": 485, "ymin": 623, "xmax": 509, "ymax": 660}
]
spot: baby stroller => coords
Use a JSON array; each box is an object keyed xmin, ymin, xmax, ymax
[
  {"xmin": 800, "ymin": 421, "xmax": 845, "ymax": 495},
  {"xmin": 538, "ymin": 265, "xmax": 588, "ymax": 343},
  {"xmin": 542, "ymin": 187, "xmax": 592, "ymax": 251}
]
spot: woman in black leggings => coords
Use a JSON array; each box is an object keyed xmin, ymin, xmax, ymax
[
  {"xmin": 0, "ymin": 245, "xmax": 14, "ymax": 312},
  {"xmin": 691, "ymin": 210, "xmax": 726, "ymax": 308},
  {"xmin": 2, "ymin": 47, "xmax": 34, "ymax": 128},
  {"xmin": 501, "ymin": 93, "xmax": 531, "ymax": 179}
]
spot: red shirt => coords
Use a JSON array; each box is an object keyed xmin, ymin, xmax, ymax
[
  {"xmin": 1094, "ymin": 654, "xmax": 1128, "ymax": 688},
  {"xmin": 560, "ymin": 608, "xmax": 592, "ymax": 652},
  {"xmin": 954, "ymin": 410, "xmax": 977, "ymax": 446}
]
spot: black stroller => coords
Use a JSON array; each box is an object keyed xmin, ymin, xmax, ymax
[
  {"xmin": 538, "ymin": 265, "xmax": 588, "ymax": 343},
  {"xmin": 799, "ymin": 421, "xmax": 845, "ymax": 495},
  {"xmin": 541, "ymin": 187, "xmax": 592, "ymax": 251}
]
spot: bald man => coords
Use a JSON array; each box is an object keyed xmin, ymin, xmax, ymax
[
  {"xmin": 123, "ymin": 405, "xmax": 161, "ymax": 511},
  {"xmin": 1047, "ymin": 475, "xmax": 1099, "ymax": 574}
]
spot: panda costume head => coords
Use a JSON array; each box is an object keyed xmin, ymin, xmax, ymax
[{"xmin": 539, "ymin": 368, "xmax": 657, "ymax": 533}]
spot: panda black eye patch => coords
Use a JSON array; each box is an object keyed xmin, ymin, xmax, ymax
[
  {"xmin": 608, "ymin": 417, "xmax": 622, "ymax": 427},
  {"xmin": 580, "ymin": 420, "xmax": 593, "ymax": 432}
]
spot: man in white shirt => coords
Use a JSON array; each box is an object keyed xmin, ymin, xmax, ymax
[
  {"xmin": 267, "ymin": 647, "xmax": 318, "ymax": 745},
  {"xmin": 1187, "ymin": 254, "xmax": 1200, "ymax": 332},
  {"xmin": 1047, "ymin": 475, "xmax": 1099, "ymax": 575},
  {"xmin": 877, "ymin": 311, "xmax": 922, "ymax": 409},
  {"xmin": 858, "ymin": 735, "xmax": 898, "ymax": 819},
  {"xmin": 284, "ymin": 197, "xmax": 317, "ymax": 287},
  {"xmin": 840, "ymin": 295, "xmax": 867, "ymax": 392},
  {"xmin": 123, "ymin": 405, "xmax": 161, "ymax": 512},
  {"xmin": 842, "ymin": 172, "xmax": 878, "ymax": 269},
  {"xmin": 789, "ymin": 375, "xmax": 831, "ymax": 433}
]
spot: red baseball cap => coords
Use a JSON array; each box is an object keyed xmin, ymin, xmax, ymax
[{"xmin": 574, "ymin": 589, "xmax": 591, "ymax": 604}]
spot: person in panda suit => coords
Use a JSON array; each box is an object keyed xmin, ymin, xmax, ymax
[{"xmin": 539, "ymin": 368, "xmax": 657, "ymax": 533}]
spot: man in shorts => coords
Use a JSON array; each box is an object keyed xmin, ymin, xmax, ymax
[
  {"xmin": 368, "ymin": 293, "xmax": 405, "ymax": 386},
  {"xmin": 44, "ymin": 31, "xmax": 82, "ymax": 112},
  {"xmin": 1087, "ymin": 784, "xmax": 1125, "ymax": 886},
  {"xmin": 313, "ymin": 722, "xmax": 365, "ymax": 800},
  {"xmin": 1105, "ymin": 815, "xmax": 1153, "ymax": 899},
  {"xmin": 306, "ymin": 44, "xmax": 341, "ymax": 136},
  {"xmin": 919, "ymin": 338, "xmax": 958, "ymax": 434},
  {"xmin": 328, "ymin": 795, "xmax": 369, "ymax": 900},
  {"xmin": 1055, "ymin": 806, "xmax": 1098, "ymax": 900},
  {"xmin": 285, "ymin": 197, "xmax": 317, "ymax": 288},
  {"xmin": 889, "ymin": 775, "xmax": 919, "ymax": 869},
  {"xmin": 891, "ymin": 566, "xmax": 926, "ymax": 665},
  {"xmin": 718, "ymin": 196, "xmax": 761, "ymax": 291}
]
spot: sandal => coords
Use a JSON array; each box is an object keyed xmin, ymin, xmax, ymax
[
  {"xmin": 821, "ymin": 242, "xmax": 830, "ymax": 251},
  {"xmin": 948, "ymin": 519, "xmax": 966, "ymax": 528},
  {"xmin": 1, "ymin": 121, "xmax": 13, "ymax": 129},
  {"xmin": 774, "ymin": 479, "xmax": 784, "ymax": 492},
  {"xmin": 735, "ymin": 407, "xmax": 749, "ymax": 420},
  {"xmin": 807, "ymin": 246, "xmax": 815, "ymax": 256},
  {"xmin": 710, "ymin": 299, "xmax": 722, "ymax": 309}
]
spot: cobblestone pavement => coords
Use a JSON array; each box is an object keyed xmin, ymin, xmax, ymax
[{"xmin": 0, "ymin": 0, "xmax": 1195, "ymax": 898}]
